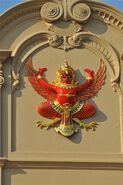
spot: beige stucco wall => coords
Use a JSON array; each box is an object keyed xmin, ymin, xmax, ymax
[
  {"xmin": 3, "ymin": 169, "xmax": 123, "ymax": 185},
  {"xmin": 0, "ymin": 0, "xmax": 123, "ymax": 184}
]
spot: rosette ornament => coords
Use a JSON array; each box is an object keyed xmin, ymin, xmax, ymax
[
  {"xmin": 41, "ymin": 2, "xmax": 63, "ymax": 22},
  {"xmin": 68, "ymin": 1, "xmax": 91, "ymax": 22}
]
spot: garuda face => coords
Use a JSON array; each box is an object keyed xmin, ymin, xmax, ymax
[
  {"xmin": 27, "ymin": 58, "xmax": 106, "ymax": 137},
  {"xmin": 54, "ymin": 60, "xmax": 76, "ymax": 86}
]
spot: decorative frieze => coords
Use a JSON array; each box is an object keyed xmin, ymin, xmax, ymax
[{"xmin": 92, "ymin": 8, "xmax": 123, "ymax": 32}]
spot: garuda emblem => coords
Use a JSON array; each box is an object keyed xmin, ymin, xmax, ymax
[{"xmin": 27, "ymin": 58, "xmax": 106, "ymax": 137}]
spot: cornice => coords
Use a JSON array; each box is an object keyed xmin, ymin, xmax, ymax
[
  {"xmin": 88, "ymin": 0, "xmax": 123, "ymax": 18},
  {"xmin": 89, "ymin": 3, "xmax": 123, "ymax": 32},
  {"xmin": 0, "ymin": 4, "xmax": 41, "ymax": 29},
  {"xmin": 0, "ymin": 156, "xmax": 123, "ymax": 170},
  {"xmin": 4, "ymin": 160, "xmax": 123, "ymax": 170}
]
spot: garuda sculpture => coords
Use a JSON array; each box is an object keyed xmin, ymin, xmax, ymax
[{"xmin": 27, "ymin": 58, "xmax": 106, "ymax": 137}]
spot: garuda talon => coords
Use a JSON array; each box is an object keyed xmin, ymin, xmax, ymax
[{"xmin": 27, "ymin": 58, "xmax": 106, "ymax": 137}]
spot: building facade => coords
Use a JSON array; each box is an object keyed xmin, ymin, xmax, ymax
[{"xmin": 0, "ymin": 0, "xmax": 123, "ymax": 184}]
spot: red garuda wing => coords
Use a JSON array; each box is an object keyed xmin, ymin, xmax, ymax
[
  {"xmin": 26, "ymin": 58, "xmax": 57, "ymax": 101},
  {"xmin": 79, "ymin": 59, "xmax": 106, "ymax": 101}
]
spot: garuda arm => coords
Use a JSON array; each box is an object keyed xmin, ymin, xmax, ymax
[
  {"xmin": 77, "ymin": 59, "xmax": 106, "ymax": 100},
  {"xmin": 76, "ymin": 68, "xmax": 94, "ymax": 92},
  {"xmin": 26, "ymin": 58, "xmax": 57, "ymax": 101}
]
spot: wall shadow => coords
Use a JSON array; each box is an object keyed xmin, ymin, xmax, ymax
[
  {"xmin": 2, "ymin": 60, "xmax": 12, "ymax": 157},
  {"xmin": 84, "ymin": 18, "xmax": 108, "ymax": 35},
  {"xmin": 3, "ymin": 168, "xmax": 26, "ymax": 185},
  {"xmin": 68, "ymin": 100, "xmax": 107, "ymax": 144}
]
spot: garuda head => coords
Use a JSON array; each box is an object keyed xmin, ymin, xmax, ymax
[{"xmin": 53, "ymin": 60, "xmax": 78, "ymax": 86}]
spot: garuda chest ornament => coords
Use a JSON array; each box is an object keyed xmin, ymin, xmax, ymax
[{"xmin": 27, "ymin": 58, "xmax": 106, "ymax": 137}]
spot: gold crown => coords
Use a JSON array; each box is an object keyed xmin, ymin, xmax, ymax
[
  {"xmin": 53, "ymin": 60, "xmax": 78, "ymax": 87},
  {"xmin": 59, "ymin": 60, "xmax": 74, "ymax": 74}
]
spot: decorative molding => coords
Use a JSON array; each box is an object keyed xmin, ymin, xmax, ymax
[
  {"xmin": 40, "ymin": 1, "xmax": 63, "ymax": 22},
  {"xmin": 91, "ymin": 7, "xmax": 123, "ymax": 32},
  {"xmin": 69, "ymin": 32, "xmax": 120, "ymax": 83},
  {"xmin": 47, "ymin": 20, "xmax": 83, "ymax": 36},
  {"xmin": 71, "ymin": 34, "xmax": 120, "ymax": 92},
  {"xmin": 49, "ymin": 32, "xmax": 120, "ymax": 90},
  {"xmin": 0, "ymin": 156, "xmax": 123, "ymax": 170},
  {"xmin": 5, "ymin": 160, "xmax": 123, "ymax": 170},
  {"xmin": 0, "ymin": 0, "xmax": 123, "ymax": 42},
  {"xmin": 11, "ymin": 31, "xmax": 55, "ymax": 90},
  {"xmin": 68, "ymin": 0, "xmax": 91, "ymax": 23},
  {"xmin": 49, "ymin": 35, "xmax": 73, "ymax": 50},
  {"xmin": 0, "ymin": 63, "xmax": 4, "ymax": 88},
  {"xmin": 0, "ymin": 6, "xmax": 40, "ymax": 31},
  {"xmin": 2, "ymin": 154, "xmax": 123, "ymax": 171},
  {"xmin": 0, "ymin": 51, "xmax": 12, "ymax": 88},
  {"xmin": 11, "ymin": 31, "xmax": 120, "ymax": 92},
  {"xmin": 40, "ymin": 0, "xmax": 91, "ymax": 23}
]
